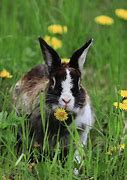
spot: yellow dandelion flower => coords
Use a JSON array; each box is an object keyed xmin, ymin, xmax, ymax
[
  {"xmin": 107, "ymin": 144, "xmax": 125, "ymax": 155},
  {"xmin": 113, "ymin": 102, "xmax": 119, "ymax": 108},
  {"xmin": 122, "ymin": 104, "xmax": 127, "ymax": 110},
  {"xmin": 94, "ymin": 15, "xmax": 114, "ymax": 25},
  {"xmin": 120, "ymin": 90, "xmax": 127, "ymax": 97},
  {"xmin": 107, "ymin": 146, "xmax": 117, "ymax": 155},
  {"xmin": 44, "ymin": 36, "xmax": 62, "ymax": 50},
  {"xmin": 54, "ymin": 108, "xmax": 68, "ymax": 121},
  {"xmin": 61, "ymin": 58, "xmax": 70, "ymax": 63},
  {"xmin": 106, "ymin": 150, "xmax": 112, "ymax": 155},
  {"xmin": 122, "ymin": 99, "xmax": 127, "ymax": 104},
  {"xmin": 44, "ymin": 35, "xmax": 51, "ymax": 44},
  {"xmin": 113, "ymin": 102, "xmax": 127, "ymax": 110},
  {"xmin": 0, "ymin": 69, "xmax": 12, "ymax": 78},
  {"xmin": 48, "ymin": 24, "xmax": 68, "ymax": 34},
  {"xmin": 115, "ymin": 9, "xmax": 127, "ymax": 20},
  {"xmin": 119, "ymin": 144, "xmax": 125, "ymax": 151},
  {"xmin": 51, "ymin": 37, "xmax": 62, "ymax": 49}
]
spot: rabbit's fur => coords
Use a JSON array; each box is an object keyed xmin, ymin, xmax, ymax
[{"xmin": 12, "ymin": 37, "xmax": 94, "ymax": 163}]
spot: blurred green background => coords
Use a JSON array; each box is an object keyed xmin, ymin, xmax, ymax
[{"xmin": 0, "ymin": 0, "xmax": 127, "ymax": 179}]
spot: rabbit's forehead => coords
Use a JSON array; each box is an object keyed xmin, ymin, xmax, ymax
[
  {"xmin": 59, "ymin": 68, "xmax": 80, "ymax": 90},
  {"xmin": 61, "ymin": 69, "xmax": 73, "ymax": 90},
  {"xmin": 54, "ymin": 66, "xmax": 80, "ymax": 79}
]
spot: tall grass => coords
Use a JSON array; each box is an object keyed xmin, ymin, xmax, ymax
[{"xmin": 0, "ymin": 0, "xmax": 127, "ymax": 179}]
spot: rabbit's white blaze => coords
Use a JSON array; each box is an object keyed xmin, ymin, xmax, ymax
[{"xmin": 59, "ymin": 69, "xmax": 75, "ymax": 110}]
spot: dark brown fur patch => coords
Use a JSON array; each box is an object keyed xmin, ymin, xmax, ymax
[
  {"xmin": 22, "ymin": 64, "xmax": 49, "ymax": 93},
  {"xmin": 12, "ymin": 64, "xmax": 49, "ymax": 115}
]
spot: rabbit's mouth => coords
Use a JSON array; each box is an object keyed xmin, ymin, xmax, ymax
[
  {"xmin": 52, "ymin": 103, "xmax": 79, "ymax": 115},
  {"xmin": 60, "ymin": 102, "xmax": 74, "ymax": 111},
  {"xmin": 46, "ymin": 98, "xmax": 81, "ymax": 114},
  {"xmin": 52, "ymin": 104, "xmax": 72, "ymax": 111},
  {"xmin": 64, "ymin": 104, "xmax": 70, "ymax": 110}
]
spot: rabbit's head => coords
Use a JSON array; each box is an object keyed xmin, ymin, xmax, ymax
[{"xmin": 38, "ymin": 37, "xmax": 93, "ymax": 114}]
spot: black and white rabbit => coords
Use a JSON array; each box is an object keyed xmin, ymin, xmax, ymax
[{"xmin": 12, "ymin": 37, "xmax": 94, "ymax": 164}]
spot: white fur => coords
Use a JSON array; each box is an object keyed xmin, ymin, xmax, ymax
[
  {"xmin": 59, "ymin": 69, "xmax": 75, "ymax": 110},
  {"xmin": 74, "ymin": 102, "xmax": 94, "ymax": 166},
  {"xmin": 78, "ymin": 39, "xmax": 93, "ymax": 72},
  {"xmin": 52, "ymin": 77, "xmax": 56, "ymax": 89},
  {"xmin": 75, "ymin": 102, "xmax": 94, "ymax": 145},
  {"xmin": 54, "ymin": 68, "xmax": 94, "ymax": 167}
]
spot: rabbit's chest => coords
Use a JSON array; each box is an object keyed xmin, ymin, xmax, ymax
[
  {"xmin": 29, "ymin": 109, "xmax": 73, "ymax": 147},
  {"xmin": 47, "ymin": 112, "xmax": 73, "ymax": 137}
]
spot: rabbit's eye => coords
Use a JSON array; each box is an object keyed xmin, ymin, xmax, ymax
[{"xmin": 51, "ymin": 77, "xmax": 56, "ymax": 89}]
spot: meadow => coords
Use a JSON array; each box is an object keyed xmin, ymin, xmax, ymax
[{"xmin": 0, "ymin": 0, "xmax": 127, "ymax": 179}]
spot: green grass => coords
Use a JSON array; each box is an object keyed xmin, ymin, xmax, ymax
[{"xmin": 0, "ymin": 0, "xmax": 127, "ymax": 179}]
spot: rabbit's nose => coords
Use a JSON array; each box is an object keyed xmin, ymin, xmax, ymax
[{"xmin": 62, "ymin": 98, "xmax": 71, "ymax": 104}]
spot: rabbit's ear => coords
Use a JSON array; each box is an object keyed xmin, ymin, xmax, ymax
[
  {"xmin": 38, "ymin": 37, "xmax": 61, "ymax": 72},
  {"xmin": 69, "ymin": 39, "xmax": 93, "ymax": 72}
]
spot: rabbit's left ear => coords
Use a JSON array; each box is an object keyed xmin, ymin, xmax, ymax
[{"xmin": 69, "ymin": 39, "xmax": 93, "ymax": 72}]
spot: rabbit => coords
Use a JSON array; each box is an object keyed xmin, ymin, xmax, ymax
[{"xmin": 12, "ymin": 37, "xmax": 94, "ymax": 166}]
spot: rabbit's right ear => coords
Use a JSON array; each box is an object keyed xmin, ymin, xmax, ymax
[
  {"xmin": 38, "ymin": 37, "xmax": 61, "ymax": 72},
  {"xmin": 69, "ymin": 39, "xmax": 93, "ymax": 72}
]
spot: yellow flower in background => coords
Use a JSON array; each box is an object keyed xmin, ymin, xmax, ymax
[
  {"xmin": 44, "ymin": 35, "xmax": 62, "ymax": 50},
  {"xmin": 122, "ymin": 99, "xmax": 127, "ymax": 104},
  {"xmin": 113, "ymin": 102, "xmax": 127, "ymax": 110},
  {"xmin": 54, "ymin": 108, "xmax": 68, "ymax": 121},
  {"xmin": 107, "ymin": 146, "xmax": 117, "ymax": 155},
  {"xmin": 120, "ymin": 90, "xmax": 127, "ymax": 97},
  {"xmin": 115, "ymin": 9, "xmax": 127, "ymax": 20},
  {"xmin": 107, "ymin": 144, "xmax": 125, "ymax": 155},
  {"xmin": 48, "ymin": 24, "xmax": 68, "ymax": 34},
  {"xmin": 44, "ymin": 35, "xmax": 51, "ymax": 45},
  {"xmin": 113, "ymin": 90, "xmax": 127, "ymax": 111},
  {"xmin": 0, "ymin": 69, "xmax": 12, "ymax": 78},
  {"xmin": 94, "ymin": 15, "xmax": 114, "ymax": 25},
  {"xmin": 61, "ymin": 58, "xmax": 70, "ymax": 63},
  {"xmin": 51, "ymin": 37, "xmax": 62, "ymax": 49},
  {"xmin": 119, "ymin": 144, "xmax": 125, "ymax": 151}
]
